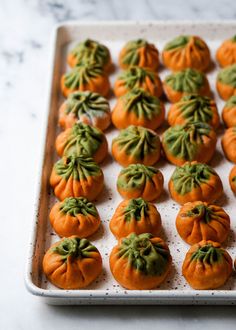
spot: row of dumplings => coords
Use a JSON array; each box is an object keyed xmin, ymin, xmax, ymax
[
  {"xmin": 60, "ymin": 36, "xmax": 236, "ymax": 102},
  {"xmin": 42, "ymin": 36, "xmax": 236, "ymax": 291}
]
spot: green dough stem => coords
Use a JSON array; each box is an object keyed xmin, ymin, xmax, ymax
[
  {"xmin": 117, "ymin": 164, "xmax": 160, "ymax": 190},
  {"xmin": 165, "ymin": 68, "xmax": 205, "ymax": 93},
  {"xmin": 121, "ymin": 88, "xmax": 161, "ymax": 120},
  {"xmin": 171, "ymin": 162, "xmax": 217, "ymax": 195},
  {"xmin": 54, "ymin": 154, "xmax": 102, "ymax": 181},
  {"xmin": 64, "ymin": 63, "xmax": 103, "ymax": 89},
  {"xmin": 52, "ymin": 237, "xmax": 98, "ymax": 260},
  {"xmin": 190, "ymin": 243, "xmax": 224, "ymax": 264},
  {"xmin": 59, "ymin": 197, "xmax": 98, "ymax": 217},
  {"xmin": 112, "ymin": 125, "xmax": 159, "ymax": 160},
  {"xmin": 62, "ymin": 122, "xmax": 104, "ymax": 157},
  {"xmin": 118, "ymin": 233, "xmax": 170, "ymax": 276},
  {"xmin": 124, "ymin": 198, "xmax": 149, "ymax": 222},
  {"xmin": 71, "ymin": 39, "xmax": 110, "ymax": 67},
  {"xmin": 163, "ymin": 121, "xmax": 211, "ymax": 161},
  {"xmin": 217, "ymin": 64, "xmax": 236, "ymax": 88}
]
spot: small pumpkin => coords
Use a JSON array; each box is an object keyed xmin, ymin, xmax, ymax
[
  {"xmin": 176, "ymin": 201, "xmax": 230, "ymax": 245},
  {"xmin": 117, "ymin": 164, "xmax": 164, "ymax": 201},
  {"xmin": 58, "ymin": 91, "xmax": 111, "ymax": 131},
  {"xmin": 222, "ymin": 127, "xmax": 236, "ymax": 163},
  {"xmin": 169, "ymin": 161, "xmax": 223, "ymax": 205},
  {"xmin": 216, "ymin": 35, "xmax": 236, "ymax": 68},
  {"xmin": 110, "ymin": 198, "xmax": 162, "ymax": 239},
  {"xmin": 112, "ymin": 88, "xmax": 165, "ymax": 130},
  {"xmin": 163, "ymin": 68, "xmax": 210, "ymax": 103},
  {"xmin": 229, "ymin": 165, "xmax": 236, "ymax": 194},
  {"xmin": 49, "ymin": 197, "xmax": 101, "ymax": 238},
  {"xmin": 114, "ymin": 66, "xmax": 163, "ymax": 98},
  {"xmin": 182, "ymin": 240, "xmax": 232, "ymax": 290},
  {"xmin": 67, "ymin": 39, "xmax": 112, "ymax": 71},
  {"xmin": 216, "ymin": 64, "xmax": 236, "ymax": 100},
  {"xmin": 109, "ymin": 233, "xmax": 172, "ymax": 290},
  {"xmin": 55, "ymin": 122, "xmax": 108, "ymax": 163},
  {"xmin": 61, "ymin": 62, "xmax": 110, "ymax": 98},
  {"xmin": 50, "ymin": 154, "xmax": 104, "ymax": 201},
  {"xmin": 162, "ymin": 35, "xmax": 210, "ymax": 72},
  {"xmin": 222, "ymin": 96, "xmax": 236, "ymax": 128},
  {"xmin": 119, "ymin": 39, "xmax": 159, "ymax": 70},
  {"xmin": 112, "ymin": 125, "xmax": 161, "ymax": 167},
  {"xmin": 43, "ymin": 236, "xmax": 102, "ymax": 289},
  {"xmin": 162, "ymin": 122, "xmax": 217, "ymax": 166},
  {"xmin": 167, "ymin": 94, "xmax": 220, "ymax": 129}
]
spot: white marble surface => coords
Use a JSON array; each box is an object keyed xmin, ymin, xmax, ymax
[{"xmin": 1, "ymin": 0, "xmax": 236, "ymax": 329}]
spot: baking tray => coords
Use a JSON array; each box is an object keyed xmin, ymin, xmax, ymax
[{"xmin": 25, "ymin": 21, "xmax": 236, "ymax": 305}]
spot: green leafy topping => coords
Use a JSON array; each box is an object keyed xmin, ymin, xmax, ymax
[
  {"xmin": 124, "ymin": 198, "xmax": 149, "ymax": 222},
  {"xmin": 225, "ymin": 95, "xmax": 236, "ymax": 108},
  {"xmin": 164, "ymin": 35, "xmax": 190, "ymax": 51},
  {"xmin": 121, "ymin": 39, "xmax": 150, "ymax": 66},
  {"xmin": 118, "ymin": 233, "xmax": 170, "ymax": 276},
  {"xmin": 61, "ymin": 122, "xmax": 104, "ymax": 157},
  {"xmin": 117, "ymin": 164, "xmax": 160, "ymax": 190},
  {"xmin": 190, "ymin": 243, "xmax": 224, "ymax": 264},
  {"xmin": 64, "ymin": 91, "xmax": 110, "ymax": 118},
  {"xmin": 171, "ymin": 162, "xmax": 217, "ymax": 195},
  {"xmin": 165, "ymin": 68, "xmax": 205, "ymax": 93},
  {"xmin": 121, "ymin": 88, "xmax": 161, "ymax": 120},
  {"xmin": 112, "ymin": 125, "xmax": 160, "ymax": 160},
  {"xmin": 52, "ymin": 236, "xmax": 98, "ymax": 261},
  {"xmin": 186, "ymin": 203, "xmax": 219, "ymax": 224},
  {"xmin": 70, "ymin": 39, "xmax": 110, "ymax": 67},
  {"xmin": 217, "ymin": 64, "xmax": 236, "ymax": 88},
  {"xmin": 64, "ymin": 63, "xmax": 104, "ymax": 89},
  {"xmin": 231, "ymin": 35, "xmax": 236, "ymax": 42},
  {"xmin": 163, "ymin": 121, "xmax": 212, "ymax": 160},
  {"xmin": 177, "ymin": 94, "xmax": 214, "ymax": 123},
  {"xmin": 60, "ymin": 197, "xmax": 98, "ymax": 217},
  {"xmin": 117, "ymin": 67, "xmax": 156, "ymax": 89},
  {"xmin": 54, "ymin": 154, "xmax": 102, "ymax": 181}
]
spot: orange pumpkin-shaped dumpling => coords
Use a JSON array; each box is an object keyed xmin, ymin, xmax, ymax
[
  {"xmin": 119, "ymin": 39, "xmax": 159, "ymax": 70},
  {"xmin": 49, "ymin": 197, "xmax": 101, "ymax": 238},
  {"xmin": 55, "ymin": 122, "xmax": 108, "ymax": 163},
  {"xmin": 58, "ymin": 91, "xmax": 111, "ymax": 131},
  {"xmin": 222, "ymin": 127, "xmax": 236, "ymax": 163},
  {"xmin": 61, "ymin": 62, "xmax": 110, "ymax": 98},
  {"xmin": 169, "ymin": 161, "xmax": 223, "ymax": 205},
  {"xmin": 112, "ymin": 88, "xmax": 165, "ymax": 130},
  {"xmin": 216, "ymin": 64, "xmax": 236, "ymax": 100},
  {"xmin": 164, "ymin": 68, "xmax": 211, "ymax": 103},
  {"xmin": 109, "ymin": 233, "xmax": 172, "ymax": 290},
  {"xmin": 162, "ymin": 121, "xmax": 217, "ymax": 166},
  {"xmin": 216, "ymin": 35, "xmax": 236, "ymax": 68},
  {"xmin": 117, "ymin": 164, "xmax": 164, "ymax": 201},
  {"xmin": 50, "ymin": 154, "xmax": 104, "ymax": 201},
  {"xmin": 229, "ymin": 165, "xmax": 236, "ymax": 194},
  {"xmin": 43, "ymin": 236, "xmax": 102, "ymax": 289},
  {"xmin": 167, "ymin": 94, "xmax": 220, "ymax": 129},
  {"xmin": 67, "ymin": 39, "xmax": 112, "ymax": 71},
  {"xmin": 162, "ymin": 35, "xmax": 210, "ymax": 72},
  {"xmin": 112, "ymin": 125, "xmax": 161, "ymax": 167},
  {"xmin": 109, "ymin": 198, "xmax": 162, "ymax": 239},
  {"xmin": 176, "ymin": 201, "xmax": 230, "ymax": 245},
  {"xmin": 114, "ymin": 66, "xmax": 163, "ymax": 98},
  {"xmin": 182, "ymin": 240, "xmax": 232, "ymax": 289},
  {"xmin": 222, "ymin": 96, "xmax": 236, "ymax": 128}
]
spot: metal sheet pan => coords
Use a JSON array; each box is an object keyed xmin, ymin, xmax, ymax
[{"xmin": 25, "ymin": 21, "xmax": 236, "ymax": 305}]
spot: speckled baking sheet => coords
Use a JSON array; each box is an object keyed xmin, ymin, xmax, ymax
[{"xmin": 25, "ymin": 21, "xmax": 236, "ymax": 305}]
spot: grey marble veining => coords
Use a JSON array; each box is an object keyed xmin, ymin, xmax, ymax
[{"xmin": 1, "ymin": 1, "xmax": 236, "ymax": 329}]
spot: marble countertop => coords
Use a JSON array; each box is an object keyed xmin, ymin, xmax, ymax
[{"xmin": 1, "ymin": 0, "xmax": 236, "ymax": 329}]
